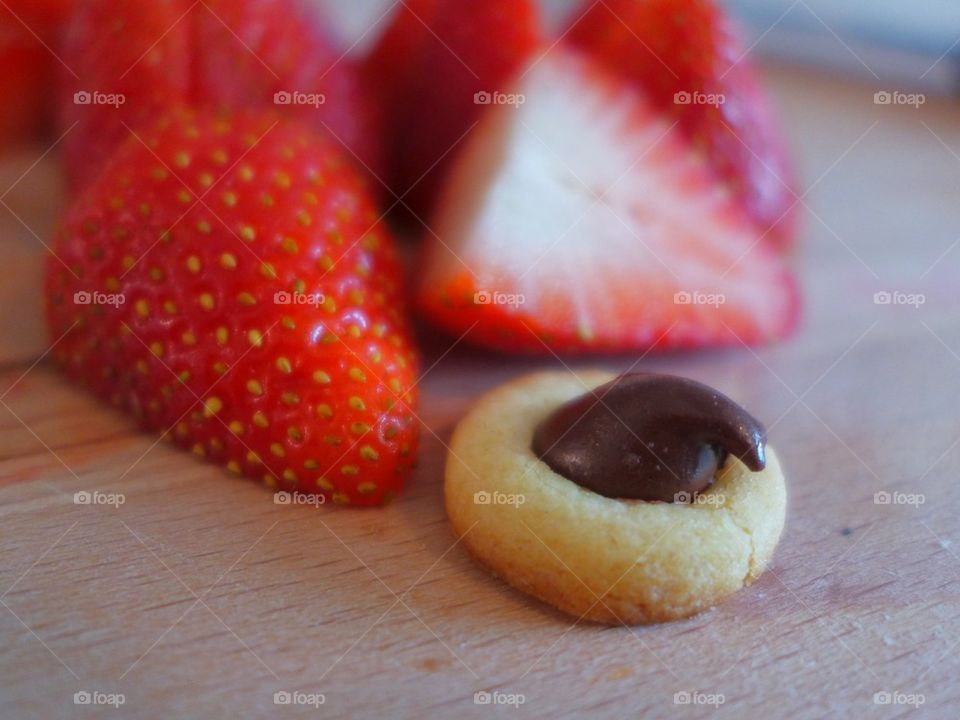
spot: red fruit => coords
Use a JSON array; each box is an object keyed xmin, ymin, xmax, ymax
[
  {"xmin": 0, "ymin": 32, "xmax": 49, "ymax": 148},
  {"xmin": 46, "ymin": 108, "xmax": 419, "ymax": 506},
  {"xmin": 3, "ymin": 0, "xmax": 73, "ymax": 35},
  {"xmin": 195, "ymin": 0, "xmax": 381, "ymax": 175},
  {"xmin": 57, "ymin": 0, "xmax": 190, "ymax": 188},
  {"xmin": 567, "ymin": 0, "xmax": 797, "ymax": 248},
  {"xmin": 0, "ymin": 1, "xmax": 73, "ymax": 146},
  {"xmin": 58, "ymin": 0, "xmax": 378, "ymax": 190},
  {"xmin": 365, "ymin": 0, "xmax": 540, "ymax": 218},
  {"xmin": 417, "ymin": 50, "xmax": 798, "ymax": 354}
]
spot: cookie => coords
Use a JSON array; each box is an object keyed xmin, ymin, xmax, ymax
[{"xmin": 444, "ymin": 371, "xmax": 786, "ymax": 625}]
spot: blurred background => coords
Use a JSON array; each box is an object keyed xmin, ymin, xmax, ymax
[{"xmin": 730, "ymin": 0, "xmax": 960, "ymax": 93}]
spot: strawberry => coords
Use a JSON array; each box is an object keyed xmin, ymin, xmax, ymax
[
  {"xmin": 0, "ymin": 30, "xmax": 49, "ymax": 148},
  {"xmin": 3, "ymin": 0, "xmax": 73, "ymax": 34},
  {"xmin": 45, "ymin": 108, "xmax": 419, "ymax": 506},
  {"xmin": 567, "ymin": 0, "xmax": 798, "ymax": 248},
  {"xmin": 364, "ymin": 0, "xmax": 540, "ymax": 218},
  {"xmin": 58, "ymin": 0, "xmax": 379, "ymax": 191},
  {"xmin": 57, "ymin": 0, "xmax": 190, "ymax": 189},
  {"xmin": 194, "ymin": 0, "xmax": 381, "ymax": 175},
  {"xmin": 417, "ymin": 49, "xmax": 798, "ymax": 354},
  {"xmin": 0, "ymin": 0, "xmax": 73, "ymax": 147}
]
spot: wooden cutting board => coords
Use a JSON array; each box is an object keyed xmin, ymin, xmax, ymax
[{"xmin": 2, "ymin": 65, "xmax": 959, "ymax": 719}]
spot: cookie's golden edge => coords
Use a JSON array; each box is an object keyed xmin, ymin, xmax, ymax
[{"xmin": 445, "ymin": 371, "xmax": 787, "ymax": 625}]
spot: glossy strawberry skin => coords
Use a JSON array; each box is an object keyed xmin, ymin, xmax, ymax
[
  {"xmin": 567, "ymin": 0, "xmax": 798, "ymax": 248},
  {"xmin": 46, "ymin": 108, "xmax": 418, "ymax": 506},
  {"xmin": 58, "ymin": 0, "xmax": 379, "ymax": 191},
  {"xmin": 364, "ymin": 0, "xmax": 540, "ymax": 218}
]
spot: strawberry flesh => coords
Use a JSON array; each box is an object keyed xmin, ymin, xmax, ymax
[
  {"xmin": 567, "ymin": 0, "xmax": 798, "ymax": 248},
  {"xmin": 418, "ymin": 49, "xmax": 799, "ymax": 353}
]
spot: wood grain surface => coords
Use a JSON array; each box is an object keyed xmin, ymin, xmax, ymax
[{"xmin": 2, "ymin": 64, "xmax": 960, "ymax": 719}]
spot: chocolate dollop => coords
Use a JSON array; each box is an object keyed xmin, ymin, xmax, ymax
[{"xmin": 532, "ymin": 374, "xmax": 766, "ymax": 502}]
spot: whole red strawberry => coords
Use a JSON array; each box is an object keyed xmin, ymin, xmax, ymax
[
  {"xmin": 364, "ymin": 0, "xmax": 540, "ymax": 219},
  {"xmin": 58, "ymin": 0, "xmax": 379, "ymax": 190},
  {"xmin": 567, "ymin": 0, "xmax": 798, "ymax": 248},
  {"xmin": 46, "ymin": 108, "xmax": 419, "ymax": 506}
]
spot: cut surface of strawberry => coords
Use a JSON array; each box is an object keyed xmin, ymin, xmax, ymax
[
  {"xmin": 418, "ymin": 49, "xmax": 798, "ymax": 354},
  {"xmin": 46, "ymin": 108, "xmax": 419, "ymax": 506},
  {"xmin": 567, "ymin": 0, "xmax": 797, "ymax": 248}
]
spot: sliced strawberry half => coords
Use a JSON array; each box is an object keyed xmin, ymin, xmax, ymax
[
  {"xmin": 46, "ymin": 108, "xmax": 418, "ymax": 506},
  {"xmin": 567, "ymin": 0, "xmax": 798, "ymax": 249},
  {"xmin": 417, "ymin": 49, "xmax": 799, "ymax": 354},
  {"xmin": 364, "ymin": 0, "xmax": 540, "ymax": 218}
]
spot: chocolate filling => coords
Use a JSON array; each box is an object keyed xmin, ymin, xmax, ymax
[{"xmin": 532, "ymin": 373, "xmax": 766, "ymax": 502}]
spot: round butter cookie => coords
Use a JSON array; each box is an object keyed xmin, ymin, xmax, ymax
[{"xmin": 445, "ymin": 371, "xmax": 786, "ymax": 624}]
